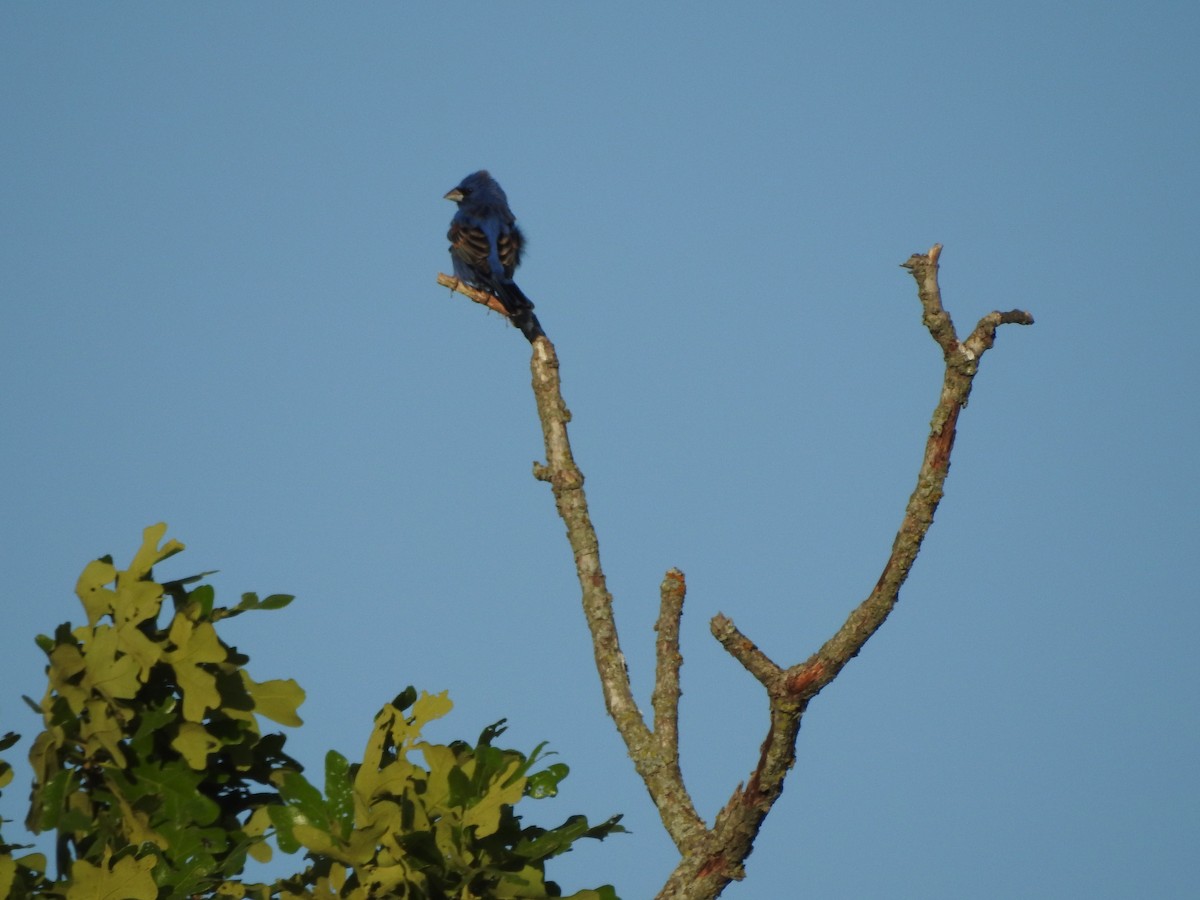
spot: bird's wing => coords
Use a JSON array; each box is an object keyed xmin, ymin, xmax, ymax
[
  {"xmin": 497, "ymin": 224, "xmax": 523, "ymax": 279},
  {"xmin": 447, "ymin": 220, "xmax": 496, "ymax": 278}
]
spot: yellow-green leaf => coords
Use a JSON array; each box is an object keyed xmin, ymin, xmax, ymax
[
  {"xmin": 66, "ymin": 851, "xmax": 157, "ymax": 900},
  {"xmin": 126, "ymin": 523, "xmax": 184, "ymax": 581},
  {"xmin": 111, "ymin": 783, "xmax": 163, "ymax": 848},
  {"xmin": 327, "ymin": 862, "xmax": 347, "ymax": 892},
  {"xmin": 241, "ymin": 672, "xmax": 305, "ymax": 727},
  {"xmin": 342, "ymin": 821, "xmax": 389, "ymax": 864},
  {"xmin": 26, "ymin": 731, "xmax": 57, "ymax": 786},
  {"xmin": 80, "ymin": 626, "xmax": 142, "ymax": 702},
  {"xmin": 357, "ymin": 861, "xmax": 423, "ymax": 898},
  {"xmin": 0, "ymin": 854, "xmax": 14, "ymax": 899},
  {"xmin": 463, "ymin": 758, "xmax": 525, "ymax": 838},
  {"xmin": 163, "ymin": 616, "xmax": 226, "ymax": 721},
  {"xmin": 172, "ymin": 721, "xmax": 222, "ymax": 769},
  {"xmin": 419, "ymin": 743, "xmax": 457, "ymax": 812},
  {"xmin": 113, "ymin": 618, "xmax": 162, "ymax": 681},
  {"xmin": 360, "ymin": 707, "xmax": 392, "ymax": 774},
  {"xmin": 245, "ymin": 806, "xmax": 274, "ymax": 864},
  {"xmin": 16, "ymin": 852, "xmax": 47, "ymax": 876},
  {"xmin": 494, "ymin": 864, "xmax": 549, "ymax": 898},
  {"xmin": 373, "ymin": 691, "xmax": 453, "ymax": 762},
  {"xmin": 47, "ymin": 641, "xmax": 86, "ymax": 685},
  {"xmin": 83, "ymin": 698, "xmax": 126, "ymax": 767},
  {"xmin": 111, "ymin": 579, "xmax": 164, "ymax": 630},
  {"xmin": 293, "ymin": 822, "xmax": 338, "ymax": 857},
  {"xmin": 358, "ymin": 756, "xmax": 421, "ymax": 808},
  {"xmin": 247, "ymin": 841, "xmax": 273, "ymax": 865},
  {"xmin": 45, "ymin": 643, "xmax": 88, "ymax": 715},
  {"xmin": 411, "ymin": 690, "xmax": 453, "ymax": 729},
  {"xmin": 76, "ymin": 558, "xmax": 117, "ymax": 627}
]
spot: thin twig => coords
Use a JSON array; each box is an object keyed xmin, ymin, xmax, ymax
[
  {"xmin": 436, "ymin": 272, "xmax": 512, "ymax": 318},
  {"xmin": 709, "ymin": 614, "xmax": 782, "ymax": 692}
]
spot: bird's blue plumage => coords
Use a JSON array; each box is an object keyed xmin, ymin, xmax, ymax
[{"xmin": 445, "ymin": 171, "xmax": 545, "ymax": 343}]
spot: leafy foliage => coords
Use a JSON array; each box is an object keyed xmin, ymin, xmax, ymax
[
  {"xmin": 0, "ymin": 731, "xmax": 54, "ymax": 898},
  {"xmin": 269, "ymin": 695, "xmax": 623, "ymax": 899},
  {"xmin": 1, "ymin": 525, "xmax": 622, "ymax": 898}
]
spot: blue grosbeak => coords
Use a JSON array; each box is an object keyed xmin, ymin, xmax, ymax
[{"xmin": 444, "ymin": 171, "xmax": 545, "ymax": 343}]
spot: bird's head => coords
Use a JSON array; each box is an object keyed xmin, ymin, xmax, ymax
[{"xmin": 443, "ymin": 170, "xmax": 507, "ymax": 207}]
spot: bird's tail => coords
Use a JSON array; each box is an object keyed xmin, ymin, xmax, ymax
[{"xmin": 496, "ymin": 281, "xmax": 546, "ymax": 344}]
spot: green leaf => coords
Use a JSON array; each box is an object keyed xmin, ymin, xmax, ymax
[
  {"xmin": 266, "ymin": 804, "xmax": 302, "ymax": 854},
  {"xmin": 518, "ymin": 814, "xmax": 626, "ymax": 863},
  {"xmin": 392, "ymin": 686, "xmax": 418, "ymax": 711},
  {"xmin": 185, "ymin": 583, "xmax": 216, "ymax": 617},
  {"xmin": 446, "ymin": 763, "xmax": 472, "ymax": 809},
  {"xmin": 478, "ymin": 719, "xmax": 509, "ymax": 746},
  {"xmin": 273, "ymin": 769, "xmax": 328, "ymax": 826},
  {"xmin": 27, "ymin": 766, "xmax": 71, "ymax": 832},
  {"xmin": 118, "ymin": 759, "xmax": 221, "ymax": 829},
  {"xmin": 258, "ymin": 594, "xmax": 294, "ymax": 610},
  {"xmin": 128, "ymin": 699, "xmax": 178, "ymax": 759},
  {"xmin": 231, "ymin": 592, "xmax": 295, "ymax": 614},
  {"xmin": 526, "ymin": 763, "xmax": 569, "ymax": 799},
  {"xmin": 324, "ymin": 750, "xmax": 354, "ymax": 837},
  {"xmin": 581, "ymin": 813, "xmax": 626, "ymax": 841}
]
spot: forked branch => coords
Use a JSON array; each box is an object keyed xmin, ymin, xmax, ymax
[{"xmin": 438, "ymin": 245, "xmax": 1033, "ymax": 899}]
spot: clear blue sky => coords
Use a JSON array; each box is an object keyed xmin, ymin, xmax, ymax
[{"xmin": 2, "ymin": 3, "xmax": 1197, "ymax": 897}]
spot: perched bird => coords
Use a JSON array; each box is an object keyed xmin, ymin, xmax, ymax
[{"xmin": 444, "ymin": 171, "xmax": 545, "ymax": 343}]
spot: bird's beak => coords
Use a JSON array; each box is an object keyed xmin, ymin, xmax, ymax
[{"xmin": 443, "ymin": 188, "xmax": 464, "ymax": 202}]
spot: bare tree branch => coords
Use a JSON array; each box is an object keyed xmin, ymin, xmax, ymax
[
  {"xmin": 652, "ymin": 570, "xmax": 687, "ymax": 746},
  {"xmin": 437, "ymin": 246, "xmax": 1033, "ymax": 900},
  {"xmin": 657, "ymin": 249, "xmax": 1033, "ymax": 896},
  {"xmin": 526, "ymin": 336, "xmax": 708, "ymax": 850},
  {"xmin": 435, "ymin": 273, "xmax": 511, "ymax": 318},
  {"xmin": 650, "ymin": 570, "xmax": 695, "ymax": 848},
  {"xmin": 710, "ymin": 614, "xmax": 783, "ymax": 692}
]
